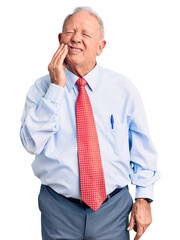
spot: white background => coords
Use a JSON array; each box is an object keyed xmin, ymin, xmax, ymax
[{"xmin": 0, "ymin": 0, "xmax": 179, "ymax": 239}]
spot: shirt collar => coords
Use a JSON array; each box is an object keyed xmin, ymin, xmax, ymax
[{"xmin": 65, "ymin": 64, "xmax": 100, "ymax": 92}]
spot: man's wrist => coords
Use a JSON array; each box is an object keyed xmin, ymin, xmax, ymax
[{"xmin": 135, "ymin": 198, "xmax": 153, "ymax": 203}]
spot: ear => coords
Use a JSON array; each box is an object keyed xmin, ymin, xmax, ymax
[
  {"xmin": 96, "ymin": 40, "xmax": 106, "ymax": 56},
  {"xmin": 58, "ymin": 33, "xmax": 62, "ymax": 44}
]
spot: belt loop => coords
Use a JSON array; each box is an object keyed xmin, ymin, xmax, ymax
[{"xmin": 107, "ymin": 194, "xmax": 111, "ymax": 200}]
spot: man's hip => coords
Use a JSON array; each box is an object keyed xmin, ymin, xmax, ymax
[{"xmin": 38, "ymin": 184, "xmax": 133, "ymax": 240}]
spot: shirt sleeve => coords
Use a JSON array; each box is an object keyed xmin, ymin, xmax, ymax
[
  {"xmin": 20, "ymin": 77, "xmax": 65, "ymax": 155},
  {"xmin": 129, "ymin": 90, "xmax": 160, "ymax": 200}
]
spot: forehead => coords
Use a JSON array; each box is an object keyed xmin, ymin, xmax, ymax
[{"xmin": 64, "ymin": 12, "xmax": 100, "ymax": 32}]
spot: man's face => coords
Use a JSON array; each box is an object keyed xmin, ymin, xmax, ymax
[{"xmin": 59, "ymin": 12, "xmax": 106, "ymax": 70}]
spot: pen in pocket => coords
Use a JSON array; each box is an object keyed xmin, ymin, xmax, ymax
[{"xmin": 110, "ymin": 114, "xmax": 114, "ymax": 129}]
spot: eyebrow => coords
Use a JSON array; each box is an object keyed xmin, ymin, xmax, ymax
[{"xmin": 64, "ymin": 27, "xmax": 94, "ymax": 35}]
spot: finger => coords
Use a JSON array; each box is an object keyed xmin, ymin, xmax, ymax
[
  {"xmin": 134, "ymin": 225, "xmax": 144, "ymax": 240},
  {"xmin": 56, "ymin": 44, "xmax": 68, "ymax": 65},
  {"xmin": 53, "ymin": 44, "xmax": 68, "ymax": 67},
  {"xmin": 133, "ymin": 223, "xmax": 137, "ymax": 232},
  {"xmin": 134, "ymin": 231, "xmax": 143, "ymax": 240},
  {"xmin": 143, "ymin": 225, "xmax": 148, "ymax": 234},
  {"xmin": 48, "ymin": 44, "xmax": 68, "ymax": 76},
  {"xmin": 51, "ymin": 43, "xmax": 65, "ymax": 63},
  {"xmin": 127, "ymin": 215, "xmax": 135, "ymax": 231},
  {"xmin": 134, "ymin": 233, "xmax": 141, "ymax": 240}
]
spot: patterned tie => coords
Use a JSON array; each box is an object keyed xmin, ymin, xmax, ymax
[{"xmin": 76, "ymin": 78, "xmax": 107, "ymax": 212}]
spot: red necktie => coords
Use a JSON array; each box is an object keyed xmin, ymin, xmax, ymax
[{"xmin": 76, "ymin": 78, "xmax": 107, "ymax": 212}]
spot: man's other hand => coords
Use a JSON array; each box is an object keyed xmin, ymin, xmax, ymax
[
  {"xmin": 48, "ymin": 43, "xmax": 68, "ymax": 87},
  {"xmin": 127, "ymin": 198, "xmax": 152, "ymax": 240}
]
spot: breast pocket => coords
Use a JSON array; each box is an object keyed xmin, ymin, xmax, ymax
[{"xmin": 105, "ymin": 116, "xmax": 129, "ymax": 158}]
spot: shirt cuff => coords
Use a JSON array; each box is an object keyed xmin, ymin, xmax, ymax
[
  {"xmin": 45, "ymin": 83, "xmax": 65, "ymax": 104},
  {"xmin": 135, "ymin": 184, "xmax": 154, "ymax": 200}
]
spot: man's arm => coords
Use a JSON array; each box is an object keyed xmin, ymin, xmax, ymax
[
  {"xmin": 20, "ymin": 44, "xmax": 68, "ymax": 154},
  {"xmin": 127, "ymin": 90, "xmax": 160, "ymax": 239}
]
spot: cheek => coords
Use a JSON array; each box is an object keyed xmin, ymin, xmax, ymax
[
  {"xmin": 88, "ymin": 46, "xmax": 99, "ymax": 57},
  {"xmin": 84, "ymin": 41, "xmax": 98, "ymax": 55},
  {"xmin": 60, "ymin": 39, "xmax": 67, "ymax": 44},
  {"xmin": 60, "ymin": 35, "xmax": 70, "ymax": 44}
]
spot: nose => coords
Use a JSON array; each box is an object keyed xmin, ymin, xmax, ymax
[{"xmin": 71, "ymin": 32, "xmax": 82, "ymax": 44}]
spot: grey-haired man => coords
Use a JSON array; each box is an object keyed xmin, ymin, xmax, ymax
[{"xmin": 20, "ymin": 7, "xmax": 160, "ymax": 240}]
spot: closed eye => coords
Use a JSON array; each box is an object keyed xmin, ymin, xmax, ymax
[
  {"xmin": 83, "ymin": 33, "xmax": 91, "ymax": 38},
  {"xmin": 66, "ymin": 31, "xmax": 74, "ymax": 34}
]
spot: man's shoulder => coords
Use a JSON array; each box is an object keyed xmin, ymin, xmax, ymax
[
  {"xmin": 99, "ymin": 65, "xmax": 138, "ymax": 94},
  {"xmin": 35, "ymin": 74, "xmax": 51, "ymax": 86},
  {"xmin": 27, "ymin": 74, "xmax": 51, "ymax": 97},
  {"xmin": 32, "ymin": 74, "xmax": 51, "ymax": 92},
  {"xmin": 99, "ymin": 65, "xmax": 125, "ymax": 77}
]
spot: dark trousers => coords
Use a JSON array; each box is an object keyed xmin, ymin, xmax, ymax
[{"xmin": 38, "ymin": 185, "xmax": 133, "ymax": 240}]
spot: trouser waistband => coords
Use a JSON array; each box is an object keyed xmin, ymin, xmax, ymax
[{"xmin": 64, "ymin": 186, "xmax": 128, "ymax": 208}]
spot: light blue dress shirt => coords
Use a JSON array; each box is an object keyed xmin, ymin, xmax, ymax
[{"xmin": 20, "ymin": 65, "xmax": 160, "ymax": 200}]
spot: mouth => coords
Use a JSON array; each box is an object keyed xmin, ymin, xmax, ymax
[{"xmin": 69, "ymin": 46, "xmax": 83, "ymax": 52}]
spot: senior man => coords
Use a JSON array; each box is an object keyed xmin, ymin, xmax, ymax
[{"xmin": 20, "ymin": 6, "xmax": 160, "ymax": 240}]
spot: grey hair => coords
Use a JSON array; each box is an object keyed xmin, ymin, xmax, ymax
[{"xmin": 62, "ymin": 6, "xmax": 105, "ymax": 39}]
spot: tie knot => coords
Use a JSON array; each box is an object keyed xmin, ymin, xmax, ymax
[{"xmin": 76, "ymin": 78, "xmax": 87, "ymax": 87}]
